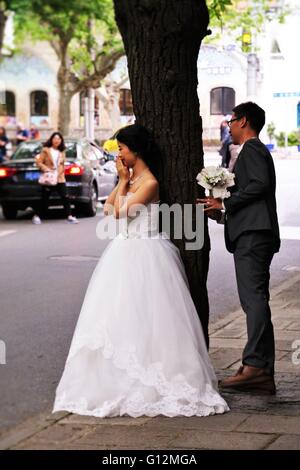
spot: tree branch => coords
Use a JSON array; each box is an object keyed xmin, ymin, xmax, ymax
[
  {"xmin": 49, "ymin": 39, "xmax": 61, "ymax": 58},
  {"xmin": 74, "ymin": 48, "xmax": 124, "ymax": 94}
]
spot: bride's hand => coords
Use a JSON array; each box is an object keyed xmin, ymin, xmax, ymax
[{"xmin": 116, "ymin": 156, "xmax": 130, "ymax": 183}]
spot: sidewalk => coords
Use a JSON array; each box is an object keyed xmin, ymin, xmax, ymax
[{"xmin": 1, "ymin": 274, "xmax": 299, "ymax": 450}]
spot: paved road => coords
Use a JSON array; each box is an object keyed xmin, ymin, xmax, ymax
[
  {"xmin": 0, "ymin": 157, "xmax": 299, "ymax": 433},
  {"xmin": 0, "ymin": 209, "xmax": 111, "ymax": 433}
]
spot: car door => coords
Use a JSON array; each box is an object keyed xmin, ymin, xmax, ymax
[
  {"xmin": 94, "ymin": 147, "xmax": 117, "ymax": 199},
  {"xmin": 0, "ymin": 142, "xmax": 43, "ymax": 199}
]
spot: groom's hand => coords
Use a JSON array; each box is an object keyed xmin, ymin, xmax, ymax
[{"xmin": 196, "ymin": 197, "xmax": 223, "ymax": 212}]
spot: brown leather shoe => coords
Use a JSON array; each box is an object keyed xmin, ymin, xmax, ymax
[{"xmin": 219, "ymin": 365, "xmax": 276, "ymax": 395}]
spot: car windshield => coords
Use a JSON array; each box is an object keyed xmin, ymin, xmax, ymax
[
  {"xmin": 11, "ymin": 142, "xmax": 42, "ymax": 160},
  {"xmin": 65, "ymin": 142, "xmax": 77, "ymax": 160},
  {"xmin": 11, "ymin": 141, "xmax": 77, "ymax": 160}
]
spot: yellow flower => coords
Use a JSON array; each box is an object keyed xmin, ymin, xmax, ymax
[{"xmin": 103, "ymin": 139, "xmax": 119, "ymax": 153}]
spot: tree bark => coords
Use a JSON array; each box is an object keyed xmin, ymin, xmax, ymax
[
  {"xmin": 114, "ymin": 0, "xmax": 211, "ymax": 346},
  {"xmin": 56, "ymin": 38, "xmax": 74, "ymax": 136},
  {"xmin": 57, "ymin": 85, "xmax": 73, "ymax": 136}
]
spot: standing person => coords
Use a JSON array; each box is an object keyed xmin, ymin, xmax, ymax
[
  {"xmin": 33, "ymin": 132, "xmax": 78, "ymax": 224},
  {"xmin": 220, "ymin": 115, "xmax": 230, "ymax": 143},
  {"xmin": 219, "ymin": 115, "xmax": 231, "ymax": 168},
  {"xmin": 198, "ymin": 102, "xmax": 280, "ymax": 394},
  {"xmin": 29, "ymin": 124, "xmax": 41, "ymax": 140},
  {"xmin": 53, "ymin": 124, "xmax": 228, "ymax": 418},
  {"xmin": 16, "ymin": 123, "xmax": 29, "ymax": 146},
  {"xmin": 227, "ymin": 141, "xmax": 241, "ymax": 172},
  {"xmin": 0, "ymin": 127, "xmax": 9, "ymax": 163}
]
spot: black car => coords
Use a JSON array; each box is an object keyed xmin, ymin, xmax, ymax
[{"xmin": 0, "ymin": 138, "xmax": 117, "ymax": 219}]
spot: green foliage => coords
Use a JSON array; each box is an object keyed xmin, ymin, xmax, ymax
[
  {"xmin": 2, "ymin": 0, "xmax": 123, "ymax": 132},
  {"xmin": 207, "ymin": 0, "xmax": 232, "ymax": 23},
  {"xmin": 275, "ymin": 130, "xmax": 300, "ymax": 147},
  {"xmin": 288, "ymin": 130, "xmax": 300, "ymax": 146},
  {"xmin": 14, "ymin": 0, "xmax": 119, "ymax": 50},
  {"xmin": 1, "ymin": 1, "xmax": 33, "ymax": 57},
  {"xmin": 206, "ymin": 0, "xmax": 289, "ymax": 48},
  {"xmin": 275, "ymin": 131, "xmax": 285, "ymax": 147},
  {"xmin": 11, "ymin": 1, "xmax": 121, "ymax": 72},
  {"xmin": 267, "ymin": 121, "xmax": 276, "ymax": 140}
]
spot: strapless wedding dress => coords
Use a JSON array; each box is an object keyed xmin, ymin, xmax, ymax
[{"xmin": 53, "ymin": 193, "xmax": 229, "ymax": 417}]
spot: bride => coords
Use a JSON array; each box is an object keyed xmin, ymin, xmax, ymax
[{"xmin": 53, "ymin": 124, "xmax": 229, "ymax": 418}]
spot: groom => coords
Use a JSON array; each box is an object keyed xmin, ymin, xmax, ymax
[{"xmin": 198, "ymin": 102, "xmax": 280, "ymax": 394}]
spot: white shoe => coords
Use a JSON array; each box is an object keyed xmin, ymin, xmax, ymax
[
  {"xmin": 32, "ymin": 215, "xmax": 42, "ymax": 225},
  {"xmin": 67, "ymin": 215, "xmax": 78, "ymax": 224}
]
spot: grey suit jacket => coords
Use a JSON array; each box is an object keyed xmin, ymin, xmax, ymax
[{"xmin": 223, "ymin": 138, "xmax": 280, "ymax": 253}]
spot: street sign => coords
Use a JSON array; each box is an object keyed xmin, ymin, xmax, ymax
[{"xmin": 273, "ymin": 92, "xmax": 300, "ymax": 97}]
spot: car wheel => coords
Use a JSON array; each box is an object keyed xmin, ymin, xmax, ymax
[
  {"xmin": 82, "ymin": 183, "xmax": 98, "ymax": 217},
  {"xmin": 2, "ymin": 203, "xmax": 18, "ymax": 220}
]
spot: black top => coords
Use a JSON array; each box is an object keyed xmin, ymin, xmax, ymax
[{"xmin": 0, "ymin": 135, "xmax": 9, "ymax": 159}]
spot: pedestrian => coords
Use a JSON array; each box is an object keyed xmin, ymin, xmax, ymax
[
  {"xmin": 16, "ymin": 123, "xmax": 30, "ymax": 146},
  {"xmin": 33, "ymin": 132, "xmax": 78, "ymax": 225},
  {"xmin": 0, "ymin": 126, "xmax": 9, "ymax": 163},
  {"xmin": 219, "ymin": 115, "xmax": 231, "ymax": 168},
  {"xmin": 29, "ymin": 124, "xmax": 41, "ymax": 140},
  {"xmin": 220, "ymin": 115, "xmax": 230, "ymax": 143},
  {"xmin": 198, "ymin": 102, "xmax": 280, "ymax": 394}
]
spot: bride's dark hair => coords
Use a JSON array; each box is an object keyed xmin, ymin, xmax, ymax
[{"xmin": 115, "ymin": 123, "xmax": 158, "ymax": 175}]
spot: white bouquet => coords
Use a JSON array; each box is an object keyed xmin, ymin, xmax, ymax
[{"xmin": 196, "ymin": 166, "xmax": 235, "ymax": 199}]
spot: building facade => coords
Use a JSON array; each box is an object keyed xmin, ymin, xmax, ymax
[{"xmin": 1, "ymin": 2, "xmax": 299, "ymax": 144}]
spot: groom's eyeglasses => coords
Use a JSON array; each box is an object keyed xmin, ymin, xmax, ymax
[{"xmin": 227, "ymin": 118, "xmax": 240, "ymax": 126}]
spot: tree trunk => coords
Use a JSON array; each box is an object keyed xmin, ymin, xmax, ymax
[
  {"xmin": 114, "ymin": 0, "xmax": 211, "ymax": 346},
  {"xmin": 57, "ymin": 40, "xmax": 74, "ymax": 136},
  {"xmin": 57, "ymin": 83, "xmax": 73, "ymax": 136}
]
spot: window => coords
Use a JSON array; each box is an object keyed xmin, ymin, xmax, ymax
[
  {"xmin": 0, "ymin": 91, "xmax": 16, "ymax": 116},
  {"xmin": 30, "ymin": 91, "xmax": 48, "ymax": 116},
  {"xmin": 119, "ymin": 89, "xmax": 133, "ymax": 116},
  {"xmin": 82, "ymin": 142, "xmax": 98, "ymax": 161},
  {"xmin": 210, "ymin": 87, "xmax": 235, "ymax": 115},
  {"xmin": 80, "ymin": 91, "xmax": 86, "ymax": 117},
  {"xmin": 11, "ymin": 141, "xmax": 42, "ymax": 160}
]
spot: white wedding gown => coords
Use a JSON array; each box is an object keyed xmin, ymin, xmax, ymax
[{"xmin": 53, "ymin": 193, "xmax": 229, "ymax": 417}]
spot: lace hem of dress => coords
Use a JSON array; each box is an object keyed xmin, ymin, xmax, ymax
[
  {"xmin": 53, "ymin": 329, "xmax": 229, "ymax": 417},
  {"xmin": 53, "ymin": 394, "xmax": 228, "ymax": 418}
]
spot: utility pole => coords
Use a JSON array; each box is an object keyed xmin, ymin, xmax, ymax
[
  {"xmin": 247, "ymin": 52, "xmax": 258, "ymax": 97},
  {"xmin": 83, "ymin": 92, "xmax": 89, "ymax": 138},
  {"xmin": 88, "ymin": 88, "xmax": 95, "ymax": 141},
  {"xmin": 242, "ymin": 29, "xmax": 259, "ymax": 99},
  {"xmin": 83, "ymin": 18, "xmax": 96, "ymax": 141}
]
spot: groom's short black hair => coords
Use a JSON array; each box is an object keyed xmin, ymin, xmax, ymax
[{"xmin": 232, "ymin": 102, "xmax": 265, "ymax": 135}]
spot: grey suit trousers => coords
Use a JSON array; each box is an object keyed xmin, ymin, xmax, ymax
[{"xmin": 233, "ymin": 230, "xmax": 277, "ymax": 375}]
